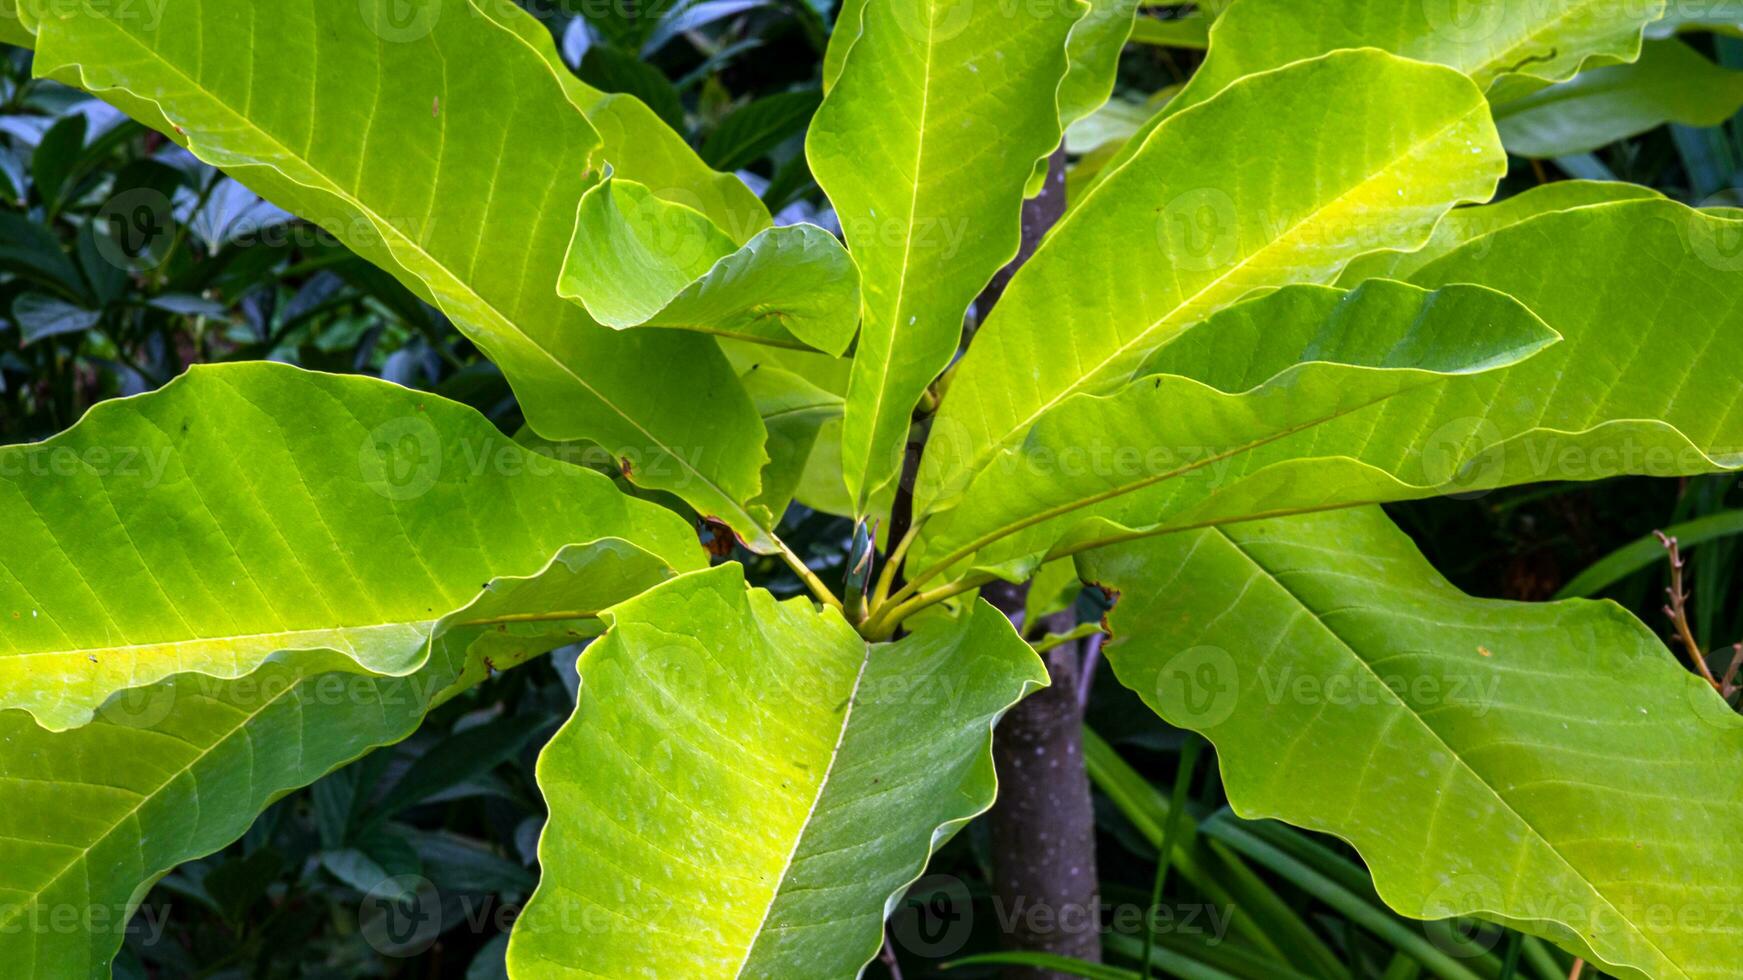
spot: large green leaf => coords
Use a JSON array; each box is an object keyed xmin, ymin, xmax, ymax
[
  {"xmin": 1189, "ymin": 0, "xmax": 1667, "ymax": 99},
  {"xmin": 508, "ymin": 563, "xmax": 1047, "ymax": 977},
  {"xmin": 0, "ymin": 362, "xmax": 703, "ymax": 732},
  {"xmin": 1078, "ymin": 507, "xmax": 1743, "ymax": 980},
  {"xmin": 1078, "ymin": 0, "xmax": 1665, "ymax": 203},
  {"xmin": 0, "ymin": 365, "xmax": 702, "ymax": 975},
  {"xmin": 1492, "ymin": 39, "xmax": 1743, "ymax": 157},
  {"xmin": 26, "ymin": 0, "xmax": 782, "ymax": 550},
  {"xmin": 560, "ymin": 176, "xmax": 859, "ymax": 355},
  {"xmin": 1336, "ymin": 179, "xmax": 1662, "ymax": 285},
  {"xmin": 915, "ymin": 50, "xmax": 1505, "ymax": 518},
  {"xmin": 906, "ymin": 280, "xmax": 1559, "ymax": 585},
  {"xmin": 0, "ymin": 534, "xmax": 681, "ymax": 978},
  {"xmin": 807, "ymin": 0, "xmax": 1086, "ymax": 517},
  {"xmin": 912, "ymin": 199, "xmax": 1743, "ymax": 587}
]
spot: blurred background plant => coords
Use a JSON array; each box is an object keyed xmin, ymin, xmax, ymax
[{"xmin": 4, "ymin": 2, "xmax": 1742, "ymax": 977}]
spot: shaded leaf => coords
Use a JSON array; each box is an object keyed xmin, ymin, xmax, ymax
[
  {"xmin": 12, "ymin": 292, "xmax": 99, "ymax": 344},
  {"xmin": 578, "ymin": 43, "xmax": 686, "ymax": 132},
  {"xmin": 1492, "ymin": 39, "xmax": 1743, "ymax": 157}
]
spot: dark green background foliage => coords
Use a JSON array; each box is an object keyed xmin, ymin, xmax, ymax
[{"xmin": 3, "ymin": 5, "xmax": 1740, "ymax": 977}]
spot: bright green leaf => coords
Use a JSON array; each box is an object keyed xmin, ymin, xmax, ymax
[
  {"xmin": 561, "ymin": 176, "xmax": 860, "ymax": 355},
  {"xmin": 807, "ymin": 0, "xmax": 1087, "ymax": 518},
  {"xmin": 1079, "ymin": 506, "xmax": 1743, "ymax": 980},
  {"xmin": 509, "ymin": 563, "xmax": 1047, "ymax": 977},
  {"xmin": 1182, "ymin": 0, "xmax": 1666, "ymax": 107},
  {"xmin": 910, "ymin": 280, "xmax": 1560, "ymax": 583},
  {"xmin": 1337, "ymin": 179, "xmax": 1662, "ymax": 285},
  {"xmin": 1058, "ymin": 0, "xmax": 1144, "ymax": 129},
  {"xmin": 0, "ymin": 523, "xmax": 688, "ymax": 977},
  {"xmin": 917, "ymin": 199, "xmax": 1743, "ymax": 584},
  {"xmin": 1080, "ymin": 0, "xmax": 1667, "ymax": 204},
  {"xmin": 917, "ymin": 50, "xmax": 1506, "ymax": 518},
  {"xmin": 0, "ymin": 362, "xmax": 703, "ymax": 732}
]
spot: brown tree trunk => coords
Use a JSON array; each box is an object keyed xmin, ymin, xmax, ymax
[{"xmin": 978, "ymin": 151, "xmax": 1102, "ymax": 978}]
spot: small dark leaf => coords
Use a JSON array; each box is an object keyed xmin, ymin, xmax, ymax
[
  {"xmin": 12, "ymin": 292, "xmax": 100, "ymax": 344},
  {"xmin": 0, "ymin": 213, "xmax": 89, "ymax": 298},
  {"xmin": 146, "ymin": 293, "xmax": 231, "ymax": 319},
  {"xmin": 366, "ymin": 711, "xmax": 555, "ymax": 823},
  {"xmin": 31, "ymin": 112, "xmax": 87, "ymax": 209},
  {"xmin": 201, "ymin": 847, "xmax": 286, "ymax": 925},
  {"xmin": 408, "ymin": 830, "xmax": 538, "ymax": 894},
  {"xmin": 701, "ymin": 89, "xmax": 821, "ymax": 171}
]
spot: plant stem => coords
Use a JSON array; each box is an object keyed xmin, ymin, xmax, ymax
[
  {"xmin": 1655, "ymin": 531, "xmax": 1722, "ymax": 688},
  {"xmin": 981, "ymin": 149, "xmax": 1102, "ymax": 980},
  {"xmin": 778, "ymin": 537, "xmax": 845, "ymax": 614},
  {"xmin": 861, "ymin": 573, "xmax": 993, "ymax": 640},
  {"xmin": 871, "ymin": 523, "xmax": 920, "ymax": 609}
]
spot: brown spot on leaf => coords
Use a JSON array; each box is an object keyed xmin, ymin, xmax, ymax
[{"xmin": 700, "ymin": 517, "xmax": 738, "ymax": 559}]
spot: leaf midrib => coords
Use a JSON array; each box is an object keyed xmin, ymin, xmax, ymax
[
  {"xmin": 920, "ymin": 375, "xmax": 1433, "ymax": 585},
  {"xmin": 731, "ymin": 641, "xmax": 872, "ymax": 976},
  {"xmin": 0, "ymin": 677, "xmax": 303, "ymax": 963},
  {"xmin": 51, "ymin": 15, "xmax": 771, "ymax": 545},
  {"xmin": 846, "ymin": 0, "xmax": 941, "ymax": 515},
  {"xmin": 1214, "ymin": 524, "xmax": 1686, "ymax": 980}
]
